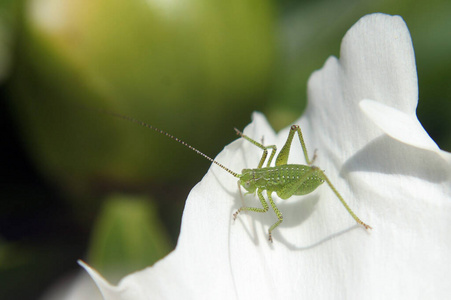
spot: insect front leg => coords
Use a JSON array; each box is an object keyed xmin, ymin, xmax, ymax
[
  {"xmin": 233, "ymin": 189, "xmax": 270, "ymax": 234},
  {"xmin": 233, "ymin": 189, "xmax": 283, "ymax": 243},
  {"xmin": 233, "ymin": 188, "xmax": 269, "ymax": 219},
  {"xmin": 234, "ymin": 128, "xmax": 277, "ymax": 168}
]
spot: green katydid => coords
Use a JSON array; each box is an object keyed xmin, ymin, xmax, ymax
[
  {"xmin": 104, "ymin": 111, "xmax": 372, "ymax": 242},
  {"xmin": 233, "ymin": 125, "xmax": 371, "ymax": 242}
]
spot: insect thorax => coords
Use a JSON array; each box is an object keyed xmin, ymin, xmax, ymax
[{"xmin": 239, "ymin": 164, "xmax": 325, "ymax": 198}]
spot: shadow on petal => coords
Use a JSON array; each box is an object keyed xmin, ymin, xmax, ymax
[
  {"xmin": 342, "ymin": 135, "xmax": 450, "ymax": 183},
  {"xmin": 279, "ymin": 194, "xmax": 320, "ymax": 230},
  {"xmin": 281, "ymin": 224, "xmax": 360, "ymax": 251}
]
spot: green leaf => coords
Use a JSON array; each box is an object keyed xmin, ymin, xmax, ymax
[{"xmin": 87, "ymin": 194, "xmax": 172, "ymax": 284}]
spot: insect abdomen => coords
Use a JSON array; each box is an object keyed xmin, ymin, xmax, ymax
[{"xmin": 251, "ymin": 164, "xmax": 323, "ymax": 194}]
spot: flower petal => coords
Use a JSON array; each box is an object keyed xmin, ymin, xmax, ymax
[
  {"xmin": 294, "ymin": 12, "xmax": 451, "ymax": 299},
  {"xmin": 81, "ymin": 13, "xmax": 451, "ymax": 300},
  {"xmin": 359, "ymin": 99, "xmax": 450, "ymax": 161},
  {"xmin": 298, "ymin": 14, "xmax": 419, "ymax": 161},
  {"xmin": 78, "ymin": 260, "xmax": 123, "ymax": 299}
]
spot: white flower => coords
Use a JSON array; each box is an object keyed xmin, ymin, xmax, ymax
[{"xmin": 80, "ymin": 13, "xmax": 451, "ymax": 299}]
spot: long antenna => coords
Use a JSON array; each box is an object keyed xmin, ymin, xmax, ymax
[{"xmin": 97, "ymin": 108, "xmax": 240, "ymax": 178}]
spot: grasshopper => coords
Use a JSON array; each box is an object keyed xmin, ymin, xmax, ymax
[
  {"xmin": 104, "ymin": 111, "xmax": 372, "ymax": 242},
  {"xmin": 233, "ymin": 125, "xmax": 371, "ymax": 242}
]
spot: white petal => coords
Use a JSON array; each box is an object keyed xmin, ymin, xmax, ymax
[
  {"xmin": 78, "ymin": 260, "xmax": 124, "ymax": 299},
  {"xmin": 300, "ymin": 14, "xmax": 419, "ymax": 161},
  {"xmin": 359, "ymin": 99, "xmax": 451, "ymax": 167},
  {"xmin": 359, "ymin": 99, "xmax": 437, "ymax": 150},
  {"xmin": 296, "ymin": 12, "xmax": 451, "ymax": 299},
  {"xmin": 82, "ymin": 13, "xmax": 451, "ymax": 300}
]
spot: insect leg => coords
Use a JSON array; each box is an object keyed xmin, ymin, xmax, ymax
[
  {"xmin": 267, "ymin": 192, "xmax": 283, "ymax": 243},
  {"xmin": 281, "ymin": 125, "xmax": 371, "ymax": 230},
  {"xmin": 317, "ymin": 168, "xmax": 372, "ymax": 230},
  {"xmin": 233, "ymin": 189, "xmax": 269, "ymax": 226},
  {"xmin": 276, "ymin": 125, "xmax": 313, "ymax": 166},
  {"xmin": 233, "ymin": 189, "xmax": 270, "ymax": 242},
  {"xmin": 310, "ymin": 149, "xmax": 318, "ymax": 166},
  {"xmin": 234, "ymin": 128, "xmax": 277, "ymax": 168}
]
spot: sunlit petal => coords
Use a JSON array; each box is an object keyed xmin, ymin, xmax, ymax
[{"xmin": 81, "ymin": 13, "xmax": 451, "ymax": 299}]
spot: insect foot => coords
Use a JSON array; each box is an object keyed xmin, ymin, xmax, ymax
[
  {"xmin": 232, "ymin": 209, "xmax": 241, "ymax": 221},
  {"xmin": 358, "ymin": 220, "xmax": 372, "ymax": 230}
]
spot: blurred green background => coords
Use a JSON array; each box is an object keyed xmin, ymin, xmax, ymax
[{"xmin": 0, "ymin": 0, "xmax": 449, "ymax": 298}]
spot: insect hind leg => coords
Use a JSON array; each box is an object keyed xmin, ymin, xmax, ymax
[{"xmin": 276, "ymin": 124, "xmax": 316, "ymax": 166}]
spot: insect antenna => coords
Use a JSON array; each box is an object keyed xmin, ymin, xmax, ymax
[{"xmin": 97, "ymin": 108, "xmax": 240, "ymax": 178}]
